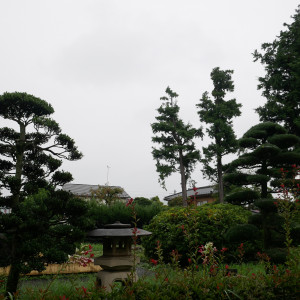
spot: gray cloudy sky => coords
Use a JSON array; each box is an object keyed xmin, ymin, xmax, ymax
[{"xmin": 0, "ymin": 1, "xmax": 299, "ymax": 201}]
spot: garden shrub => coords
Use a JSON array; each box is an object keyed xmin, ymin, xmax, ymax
[
  {"xmin": 225, "ymin": 224, "xmax": 260, "ymax": 243},
  {"xmin": 86, "ymin": 200, "xmax": 165, "ymax": 229},
  {"xmin": 142, "ymin": 203, "xmax": 251, "ymax": 265},
  {"xmin": 265, "ymin": 247, "xmax": 288, "ymax": 264}
]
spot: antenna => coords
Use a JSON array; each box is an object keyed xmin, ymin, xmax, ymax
[{"xmin": 106, "ymin": 165, "xmax": 110, "ymax": 185}]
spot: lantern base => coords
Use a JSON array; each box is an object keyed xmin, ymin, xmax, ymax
[{"xmin": 96, "ymin": 269, "xmax": 138, "ymax": 292}]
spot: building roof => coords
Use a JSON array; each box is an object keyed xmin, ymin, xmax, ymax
[
  {"xmin": 164, "ymin": 185, "xmax": 215, "ymax": 201},
  {"xmin": 61, "ymin": 183, "xmax": 131, "ymax": 199}
]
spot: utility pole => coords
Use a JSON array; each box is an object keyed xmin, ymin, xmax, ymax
[{"xmin": 106, "ymin": 165, "xmax": 110, "ymax": 186}]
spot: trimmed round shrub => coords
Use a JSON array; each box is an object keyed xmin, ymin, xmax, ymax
[
  {"xmin": 225, "ymin": 224, "xmax": 260, "ymax": 243},
  {"xmin": 225, "ymin": 188, "xmax": 260, "ymax": 205},
  {"xmin": 254, "ymin": 199, "xmax": 278, "ymax": 213},
  {"xmin": 265, "ymin": 248, "xmax": 287, "ymax": 264},
  {"xmin": 142, "ymin": 203, "xmax": 251, "ymax": 265}
]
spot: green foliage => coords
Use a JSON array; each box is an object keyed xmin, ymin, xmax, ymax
[
  {"xmin": 254, "ymin": 5, "xmax": 300, "ymax": 135},
  {"xmin": 151, "ymin": 87, "xmax": 202, "ymax": 205},
  {"xmin": 90, "ymin": 185, "xmax": 124, "ymax": 205},
  {"xmin": 225, "ymin": 224, "xmax": 261, "ymax": 245},
  {"xmin": 225, "ymin": 188, "xmax": 260, "ymax": 206},
  {"xmin": 167, "ymin": 196, "xmax": 183, "ymax": 207},
  {"xmin": 86, "ymin": 200, "xmax": 164, "ymax": 229},
  {"xmin": 0, "ymin": 92, "xmax": 86, "ymax": 295},
  {"xmin": 265, "ymin": 248, "xmax": 288, "ymax": 264},
  {"xmin": 224, "ymin": 122, "xmax": 300, "ymax": 201},
  {"xmin": 196, "ymin": 67, "xmax": 241, "ymax": 203},
  {"xmin": 134, "ymin": 197, "xmax": 152, "ymax": 206},
  {"xmin": 142, "ymin": 203, "xmax": 250, "ymax": 265}
]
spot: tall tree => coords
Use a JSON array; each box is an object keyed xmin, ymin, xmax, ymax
[
  {"xmin": 0, "ymin": 92, "xmax": 92, "ymax": 295},
  {"xmin": 151, "ymin": 87, "xmax": 202, "ymax": 207},
  {"xmin": 224, "ymin": 122, "xmax": 300, "ymax": 249},
  {"xmin": 253, "ymin": 5, "xmax": 300, "ymax": 135},
  {"xmin": 196, "ymin": 67, "xmax": 241, "ymax": 203}
]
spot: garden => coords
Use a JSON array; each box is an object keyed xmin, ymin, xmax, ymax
[
  {"xmin": 1, "ymin": 197, "xmax": 299, "ymax": 299},
  {"xmin": 1, "ymin": 4, "xmax": 300, "ymax": 299}
]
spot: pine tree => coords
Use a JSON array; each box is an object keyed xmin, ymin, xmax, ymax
[
  {"xmin": 196, "ymin": 67, "xmax": 241, "ymax": 203},
  {"xmin": 253, "ymin": 5, "xmax": 300, "ymax": 135},
  {"xmin": 224, "ymin": 122, "xmax": 300, "ymax": 249},
  {"xmin": 0, "ymin": 92, "xmax": 93, "ymax": 295},
  {"xmin": 152, "ymin": 87, "xmax": 202, "ymax": 206}
]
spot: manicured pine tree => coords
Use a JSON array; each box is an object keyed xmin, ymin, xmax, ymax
[
  {"xmin": 224, "ymin": 122, "xmax": 300, "ymax": 249},
  {"xmin": 253, "ymin": 5, "xmax": 300, "ymax": 136},
  {"xmin": 0, "ymin": 92, "xmax": 93, "ymax": 295},
  {"xmin": 196, "ymin": 67, "xmax": 241, "ymax": 203},
  {"xmin": 151, "ymin": 87, "xmax": 202, "ymax": 207}
]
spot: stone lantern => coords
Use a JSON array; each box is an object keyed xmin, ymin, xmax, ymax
[{"xmin": 87, "ymin": 221, "xmax": 151, "ymax": 291}]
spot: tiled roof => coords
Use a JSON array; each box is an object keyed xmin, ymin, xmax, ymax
[
  {"xmin": 164, "ymin": 185, "xmax": 215, "ymax": 201},
  {"xmin": 61, "ymin": 183, "xmax": 131, "ymax": 199}
]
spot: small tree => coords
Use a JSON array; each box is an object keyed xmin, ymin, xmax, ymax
[
  {"xmin": 196, "ymin": 67, "xmax": 241, "ymax": 203},
  {"xmin": 0, "ymin": 92, "xmax": 92, "ymax": 295},
  {"xmin": 253, "ymin": 5, "xmax": 300, "ymax": 136},
  {"xmin": 90, "ymin": 185, "xmax": 124, "ymax": 205},
  {"xmin": 224, "ymin": 122, "xmax": 300, "ymax": 249},
  {"xmin": 151, "ymin": 87, "xmax": 202, "ymax": 206}
]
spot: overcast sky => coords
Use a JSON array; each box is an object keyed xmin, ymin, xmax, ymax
[{"xmin": 0, "ymin": 1, "xmax": 299, "ymax": 201}]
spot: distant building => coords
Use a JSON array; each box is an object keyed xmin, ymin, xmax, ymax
[
  {"xmin": 61, "ymin": 183, "xmax": 131, "ymax": 202},
  {"xmin": 164, "ymin": 185, "xmax": 216, "ymax": 206}
]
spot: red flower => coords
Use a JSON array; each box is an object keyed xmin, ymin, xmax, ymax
[
  {"xmin": 225, "ymin": 264, "xmax": 229, "ymax": 269},
  {"xmin": 82, "ymin": 286, "xmax": 89, "ymax": 295},
  {"xmin": 88, "ymin": 244, "xmax": 92, "ymax": 250},
  {"xmin": 188, "ymin": 258, "xmax": 192, "ymax": 264},
  {"xmin": 59, "ymin": 296, "xmax": 69, "ymax": 300},
  {"xmin": 150, "ymin": 258, "xmax": 158, "ymax": 265},
  {"xmin": 90, "ymin": 253, "xmax": 94, "ymax": 258},
  {"xmin": 221, "ymin": 247, "xmax": 228, "ymax": 253},
  {"xmin": 126, "ymin": 198, "xmax": 134, "ymax": 207},
  {"xmin": 164, "ymin": 277, "xmax": 169, "ymax": 282},
  {"xmin": 292, "ymin": 164, "xmax": 297, "ymax": 168},
  {"xmin": 193, "ymin": 187, "xmax": 197, "ymax": 192}
]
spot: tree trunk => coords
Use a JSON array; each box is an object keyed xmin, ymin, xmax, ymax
[
  {"xmin": 217, "ymin": 155, "xmax": 224, "ymax": 203},
  {"xmin": 179, "ymin": 150, "xmax": 187, "ymax": 207},
  {"xmin": 5, "ymin": 261, "xmax": 20, "ymax": 296},
  {"xmin": 261, "ymin": 160, "xmax": 268, "ymax": 198},
  {"xmin": 6, "ymin": 123, "xmax": 25, "ymax": 295}
]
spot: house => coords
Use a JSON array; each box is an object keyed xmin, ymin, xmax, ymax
[
  {"xmin": 61, "ymin": 183, "xmax": 131, "ymax": 202},
  {"xmin": 164, "ymin": 185, "xmax": 216, "ymax": 206}
]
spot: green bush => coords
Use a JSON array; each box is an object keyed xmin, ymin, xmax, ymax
[
  {"xmin": 265, "ymin": 247, "xmax": 288, "ymax": 264},
  {"xmin": 142, "ymin": 203, "xmax": 251, "ymax": 265},
  {"xmin": 225, "ymin": 224, "xmax": 260, "ymax": 243},
  {"xmin": 86, "ymin": 200, "xmax": 165, "ymax": 229}
]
